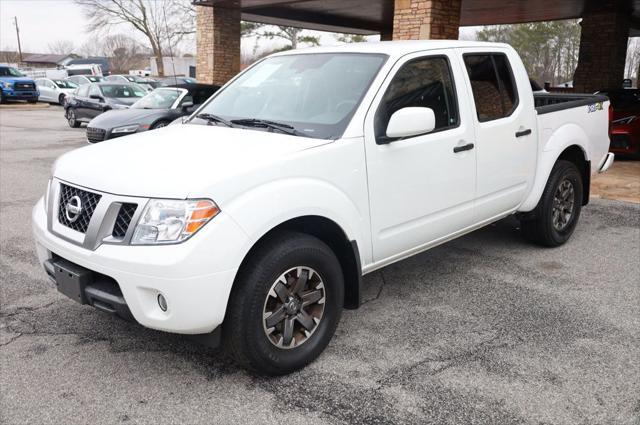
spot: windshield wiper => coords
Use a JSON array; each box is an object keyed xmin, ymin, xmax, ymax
[
  {"xmin": 231, "ymin": 118, "xmax": 304, "ymax": 136},
  {"xmin": 196, "ymin": 113, "xmax": 234, "ymax": 127}
]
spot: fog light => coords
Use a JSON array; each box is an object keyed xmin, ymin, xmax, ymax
[{"xmin": 157, "ymin": 294, "xmax": 168, "ymax": 311}]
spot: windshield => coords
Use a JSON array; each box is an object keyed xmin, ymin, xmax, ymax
[
  {"xmin": 53, "ymin": 80, "xmax": 78, "ymax": 89},
  {"xmin": 195, "ymin": 53, "xmax": 386, "ymax": 139},
  {"xmin": 100, "ymin": 84, "xmax": 146, "ymax": 98},
  {"xmin": 132, "ymin": 89, "xmax": 183, "ymax": 109},
  {"xmin": 0, "ymin": 67, "xmax": 25, "ymax": 77}
]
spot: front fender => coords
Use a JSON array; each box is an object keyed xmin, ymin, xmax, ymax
[
  {"xmin": 519, "ymin": 123, "xmax": 590, "ymax": 212},
  {"xmin": 222, "ymin": 177, "xmax": 370, "ymax": 268}
]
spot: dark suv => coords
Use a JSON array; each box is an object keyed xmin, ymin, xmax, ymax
[{"xmin": 65, "ymin": 82, "xmax": 146, "ymax": 128}]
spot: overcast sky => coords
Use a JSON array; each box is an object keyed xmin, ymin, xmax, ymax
[{"xmin": 0, "ymin": 0, "xmax": 479, "ymax": 55}]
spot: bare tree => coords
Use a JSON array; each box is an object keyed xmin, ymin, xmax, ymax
[
  {"xmin": 102, "ymin": 34, "xmax": 147, "ymax": 73},
  {"xmin": 48, "ymin": 40, "xmax": 75, "ymax": 54},
  {"xmin": 74, "ymin": 0, "xmax": 195, "ymax": 76}
]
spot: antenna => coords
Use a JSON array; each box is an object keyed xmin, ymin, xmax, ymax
[{"xmin": 162, "ymin": 4, "xmax": 178, "ymax": 87}]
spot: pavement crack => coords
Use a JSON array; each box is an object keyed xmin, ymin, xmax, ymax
[
  {"xmin": 362, "ymin": 270, "xmax": 387, "ymax": 305},
  {"xmin": 0, "ymin": 333, "xmax": 23, "ymax": 347}
]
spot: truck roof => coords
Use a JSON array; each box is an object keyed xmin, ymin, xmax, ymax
[{"xmin": 271, "ymin": 40, "xmax": 511, "ymax": 59}]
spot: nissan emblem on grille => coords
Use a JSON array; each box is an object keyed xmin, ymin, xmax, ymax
[
  {"xmin": 58, "ymin": 183, "xmax": 101, "ymax": 233},
  {"xmin": 65, "ymin": 196, "xmax": 83, "ymax": 222}
]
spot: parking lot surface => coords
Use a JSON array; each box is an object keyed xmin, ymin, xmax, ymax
[{"xmin": 1, "ymin": 107, "xmax": 639, "ymax": 424}]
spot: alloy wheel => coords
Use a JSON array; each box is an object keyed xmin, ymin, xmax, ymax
[
  {"xmin": 552, "ymin": 179, "xmax": 575, "ymax": 231},
  {"xmin": 262, "ymin": 266, "xmax": 326, "ymax": 349}
]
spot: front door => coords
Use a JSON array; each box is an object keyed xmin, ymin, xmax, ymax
[
  {"xmin": 459, "ymin": 48, "xmax": 537, "ymax": 221},
  {"xmin": 364, "ymin": 51, "xmax": 477, "ymax": 263}
]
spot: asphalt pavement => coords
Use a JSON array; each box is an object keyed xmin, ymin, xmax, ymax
[{"xmin": 1, "ymin": 106, "xmax": 639, "ymax": 424}]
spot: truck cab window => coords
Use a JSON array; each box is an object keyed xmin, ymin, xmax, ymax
[
  {"xmin": 375, "ymin": 56, "xmax": 459, "ymax": 142},
  {"xmin": 464, "ymin": 53, "xmax": 518, "ymax": 122}
]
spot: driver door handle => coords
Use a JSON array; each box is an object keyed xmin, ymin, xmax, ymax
[
  {"xmin": 515, "ymin": 129, "xmax": 532, "ymax": 137},
  {"xmin": 453, "ymin": 143, "xmax": 474, "ymax": 153}
]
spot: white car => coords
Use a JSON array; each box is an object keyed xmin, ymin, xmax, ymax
[
  {"xmin": 35, "ymin": 78, "xmax": 78, "ymax": 106},
  {"xmin": 32, "ymin": 41, "xmax": 613, "ymax": 375},
  {"xmin": 66, "ymin": 75, "xmax": 105, "ymax": 86}
]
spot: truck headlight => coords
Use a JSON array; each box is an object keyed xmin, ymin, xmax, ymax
[
  {"xmin": 131, "ymin": 199, "xmax": 219, "ymax": 245},
  {"xmin": 112, "ymin": 124, "xmax": 138, "ymax": 133},
  {"xmin": 2, "ymin": 82, "xmax": 12, "ymax": 89}
]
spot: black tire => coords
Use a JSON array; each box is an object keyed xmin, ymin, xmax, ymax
[
  {"xmin": 27, "ymin": 99, "xmax": 37, "ymax": 104},
  {"xmin": 223, "ymin": 231, "xmax": 344, "ymax": 375},
  {"xmin": 67, "ymin": 109, "xmax": 81, "ymax": 128},
  {"xmin": 151, "ymin": 120, "xmax": 170, "ymax": 130},
  {"xmin": 520, "ymin": 160, "xmax": 583, "ymax": 247}
]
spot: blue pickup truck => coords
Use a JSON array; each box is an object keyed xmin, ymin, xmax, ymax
[{"xmin": 0, "ymin": 65, "xmax": 39, "ymax": 103}]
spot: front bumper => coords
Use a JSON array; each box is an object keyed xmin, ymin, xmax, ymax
[
  {"xmin": 2, "ymin": 88, "xmax": 39, "ymax": 100},
  {"xmin": 32, "ymin": 197, "xmax": 249, "ymax": 334}
]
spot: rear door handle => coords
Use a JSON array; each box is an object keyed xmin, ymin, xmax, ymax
[
  {"xmin": 453, "ymin": 143, "xmax": 474, "ymax": 153},
  {"xmin": 515, "ymin": 129, "xmax": 532, "ymax": 137}
]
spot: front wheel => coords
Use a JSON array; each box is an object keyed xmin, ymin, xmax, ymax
[
  {"xmin": 520, "ymin": 160, "xmax": 583, "ymax": 247},
  {"xmin": 151, "ymin": 120, "xmax": 170, "ymax": 130},
  {"xmin": 67, "ymin": 109, "xmax": 81, "ymax": 128},
  {"xmin": 223, "ymin": 231, "xmax": 344, "ymax": 375}
]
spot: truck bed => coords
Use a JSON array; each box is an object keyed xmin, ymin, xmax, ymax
[{"xmin": 534, "ymin": 93, "xmax": 609, "ymax": 115}]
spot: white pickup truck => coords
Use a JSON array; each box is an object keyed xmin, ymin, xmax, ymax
[{"xmin": 33, "ymin": 41, "xmax": 613, "ymax": 374}]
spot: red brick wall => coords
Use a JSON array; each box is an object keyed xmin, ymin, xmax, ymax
[
  {"xmin": 196, "ymin": 6, "xmax": 240, "ymax": 85},
  {"xmin": 573, "ymin": 0, "xmax": 629, "ymax": 93},
  {"xmin": 392, "ymin": 0, "xmax": 461, "ymax": 40}
]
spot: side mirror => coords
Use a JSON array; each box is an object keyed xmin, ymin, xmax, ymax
[
  {"xmin": 181, "ymin": 101, "xmax": 194, "ymax": 112},
  {"xmin": 385, "ymin": 107, "xmax": 436, "ymax": 140},
  {"xmin": 90, "ymin": 94, "xmax": 104, "ymax": 102}
]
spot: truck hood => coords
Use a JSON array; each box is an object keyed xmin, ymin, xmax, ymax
[
  {"xmin": 53, "ymin": 124, "xmax": 333, "ymax": 199},
  {"xmin": 0, "ymin": 76, "xmax": 34, "ymax": 84}
]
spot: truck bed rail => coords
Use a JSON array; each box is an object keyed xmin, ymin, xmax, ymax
[{"xmin": 535, "ymin": 93, "xmax": 609, "ymax": 115}]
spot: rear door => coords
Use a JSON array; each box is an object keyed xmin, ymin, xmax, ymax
[
  {"xmin": 364, "ymin": 50, "xmax": 477, "ymax": 263},
  {"xmin": 87, "ymin": 84, "xmax": 106, "ymax": 118},
  {"xmin": 458, "ymin": 48, "xmax": 537, "ymax": 221}
]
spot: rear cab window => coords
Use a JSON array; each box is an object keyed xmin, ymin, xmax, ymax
[{"xmin": 463, "ymin": 53, "xmax": 518, "ymax": 122}]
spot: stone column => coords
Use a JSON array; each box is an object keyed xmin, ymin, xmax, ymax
[
  {"xmin": 196, "ymin": 5, "xmax": 241, "ymax": 85},
  {"xmin": 392, "ymin": 0, "xmax": 461, "ymax": 40},
  {"xmin": 573, "ymin": 0, "xmax": 629, "ymax": 92}
]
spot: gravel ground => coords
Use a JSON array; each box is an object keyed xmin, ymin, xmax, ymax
[{"xmin": 1, "ymin": 107, "xmax": 639, "ymax": 425}]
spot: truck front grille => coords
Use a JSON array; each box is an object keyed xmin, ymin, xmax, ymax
[
  {"xmin": 86, "ymin": 127, "xmax": 106, "ymax": 143},
  {"xmin": 112, "ymin": 203, "xmax": 138, "ymax": 238},
  {"xmin": 14, "ymin": 82, "xmax": 35, "ymax": 90},
  {"xmin": 57, "ymin": 184, "xmax": 102, "ymax": 233}
]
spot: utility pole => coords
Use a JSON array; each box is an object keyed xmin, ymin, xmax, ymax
[{"xmin": 14, "ymin": 16, "xmax": 23, "ymax": 63}]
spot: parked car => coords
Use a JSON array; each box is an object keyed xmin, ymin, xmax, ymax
[
  {"xmin": 33, "ymin": 41, "xmax": 613, "ymax": 375},
  {"xmin": 135, "ymin": 78, "xmax": 160, "ymax": 92},
  {"xmin": 85, "ymin": 83, "xmax": 219, "ymax": 143},
  {"xmin": 35, "ymin": 78, "xmax": 78, "ymax": 106},
  {"xmin": 0, "ymin": 65, "xmax": 39, "ymax": 103},
  {"xmin": 106, "ymin": 74, "xmax": 156, "ymax": 92},
  {"xmin": 598, "ymin": 88, "xmax": 640, "ymax": 158},
  {"xmin": 158, "ymin": 76, "xmax": 196, "ymax": 86},
  {"xmin": 64, "ymin": 82, "xmax": 146, "ymax": 128},
  {"xmin": 66, "ymin": 75, "xmax": 105, "ymax": 85}
]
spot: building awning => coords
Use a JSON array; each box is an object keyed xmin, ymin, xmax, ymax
[{"xmin": 194, "ymin": 0, "xmax": 640, "ymax": 36}]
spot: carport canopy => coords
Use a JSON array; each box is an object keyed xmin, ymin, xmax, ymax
[
  {"xmin": 194, "ymin": 0, "xmax": 640, "ymax": 36},
  {"xmin": 194, "ymin": 0, "xmax": 640, "ymax": 92}
]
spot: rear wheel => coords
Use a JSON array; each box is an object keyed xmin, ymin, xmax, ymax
[
  {"xmin": 67, "ymin": 109, "xmax": 81, "ymax": 128},
  {"xmin": 520, "ymin": 160, "xmax": 583, "ymax": 247},
  {"xmin": 223, "ymin": 231, "xmax": 344, "ymax": 375}
]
